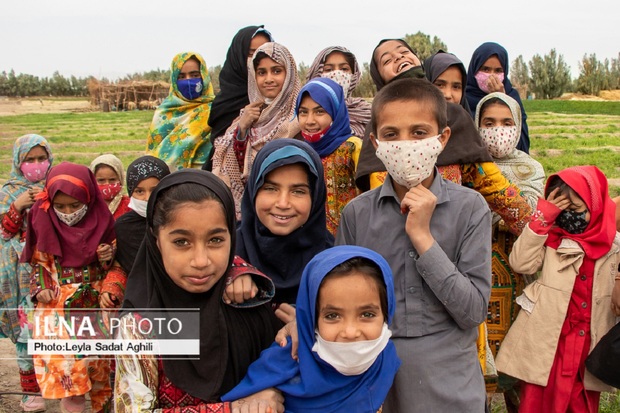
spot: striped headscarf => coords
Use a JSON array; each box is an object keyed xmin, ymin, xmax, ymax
[
  {"xmin": 306, "ymin": 46, "xmax": 370, "ymax": 138},
  {"xmin": 146, "ymin": 51, "xmax": 215, "ymax": 170},
  {"xmin": 212, "ymin": 42, "xmax": 301, "ymax": 219}
]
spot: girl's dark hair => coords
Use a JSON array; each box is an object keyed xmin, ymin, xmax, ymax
[
  {"xmin": 253, "ymin": 51, "xmax": 270, "ymax": 71},
  {"xmin": 94, "ymin": 163, "xmax": 116, "ymax": 177},
  {"xmin": 152, "ymin": 183, "xmax": 224, "ymax": 234},
  {"xmin": 326, "ymin": 50, "xmax": 356, "ymax": 74},
  {"xmin": 544, "ymin": 176, "xmax": 570, "ymax": 199},
  {"xmin": 545, "ymin": 176, "xmax": 586, "ymax": 206},
  {"xmin": 318, "ymin": 257, "xmax": 388, "ymax": 322},
  {"xmin": 478, "ymin": 97, "xmax": 510, "ymax": 125}
]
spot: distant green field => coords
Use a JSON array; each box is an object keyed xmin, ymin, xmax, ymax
[
  {"xmin": 524, "ymin": 99, "xmax": 620, "ymax": 115},
  {"xmin": 0, "ymin": 101, "xmax": 618, "ymax": 196}
]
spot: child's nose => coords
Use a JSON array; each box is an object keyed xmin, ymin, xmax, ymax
[
  {"xmin": 191, "ymin": 245, "xmax": 210, "ymax": 269},
  {"xmin": 275, "ymin": 192, "xmax": 291, "ymax": 208}
]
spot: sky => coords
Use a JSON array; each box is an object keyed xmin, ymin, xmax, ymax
[{"xmin": 2, "ymin": 0, "xmax": 619, "ymax": 80}]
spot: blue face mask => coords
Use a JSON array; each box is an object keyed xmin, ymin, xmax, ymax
[{"xmin": 176, "ymin": 77, "xmax": 203, "ymax": 100}]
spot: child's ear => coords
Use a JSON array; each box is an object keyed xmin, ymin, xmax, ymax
[
  {"xmin": 438, "ymin": 126, "xmax": 451, "ymax": 148},
  {"xmin": 369, "ymin": 132, "xmax": 379, "ymax": 150}
]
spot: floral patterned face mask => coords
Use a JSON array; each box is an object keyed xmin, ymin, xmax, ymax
[
  {"xmin": 375, "ymin": 134, "xmax": 444, "ymax": 189},
  {"xmin": 479, "ymin": 126, "xmax": 519, "ymax": 159},
  {"xmin": 320, "ymin": 70, "xmax": 353, "ymax": 97},
  {"xmin": 54, "ymin": 204, "xmax": 88, "ymax": 227}
]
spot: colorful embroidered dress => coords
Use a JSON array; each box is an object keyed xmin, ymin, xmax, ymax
[
  {"xmin": 147, "ymin": 52, "xmax": 215, "ymax": 170},
  {"xmin": 22, "ymin": 163, "xmax": 116, "ymax": 411},
  {"xmin": 0, "ymin": 134, "xmax": 53, "ymax": 394}
]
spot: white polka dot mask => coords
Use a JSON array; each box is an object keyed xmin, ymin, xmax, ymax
[
  {"xmin": 479, "ymin": 126, "xmax": 519, "ymax": 159},
  {"xmin": 375, "ymin": 135, "xmax": 444, "ymax": 189}
]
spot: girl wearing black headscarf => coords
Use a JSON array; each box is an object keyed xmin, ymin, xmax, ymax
[
  {"xmin": 466, "ymin": 42, "xmax": 530, "ymax": 153},
  {"xmin": 116, "ymin": 169, "xmax": 283, "ymax": 411},
  {"xmin": 204, "ymin": 25, "xmax": 272, "ymax": 170}
]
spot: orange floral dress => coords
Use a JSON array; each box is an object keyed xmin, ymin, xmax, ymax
[{"xmin": 30, "ymin": 249, "xmax": 111, "ymax": 412}]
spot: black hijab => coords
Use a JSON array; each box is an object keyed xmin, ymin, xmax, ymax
[
  {"xmin": 236, "ymin": 139, "xmax": 334, "ymax": 304},
  {"xmin": 465, "ymin": 42, "xmax": 530, "ymax": 153},
  {"xmin": 424, "ymin": 51, "xmax": 471, "ymax": 113},
  {"xmin": 207, "ymin": 25, "xmax": 273, "ymax": 151},
  {"xmin": 115, "ymin": 155, "xmax": 170, "ymax": 273},
  {"xmin": 356, "ymin": 40, "xmax": 492, "ymax": 191},
  {"xmin": 123, "ymin": 169, "xmax": 280, "ymax": 402}
]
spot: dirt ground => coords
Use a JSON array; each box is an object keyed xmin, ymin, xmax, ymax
[{"xmin": 0, "ymin": 97, "xmax": 92, "ymax": 117}]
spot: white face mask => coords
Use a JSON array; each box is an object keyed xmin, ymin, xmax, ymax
[
  {"xmin": 479, "ymin": 126, "xmax": 519, "ymax": 159},
  {"xmin": 128, "ymin": 197, "xmax": 148, "ymax": 218},
  {"xmin": 320, "ymin": 70, "xmax": 353, "ymax": 97},
  {"xmin": 311, "ymin": 323, "xmax": 392, "ymax": 376},
  {"xmin": 375, "ymin": 134, "xmax": 444, "ymax": 189},
  {"xmin": 54, "ymin": 204, "xmax": 88, "ymax": 227}
]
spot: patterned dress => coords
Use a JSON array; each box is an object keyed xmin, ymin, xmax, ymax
[
  {"xmin": 30, "ymin": 250, "xmax": 111, "ymax": 411},
  {"xmin": 323, "ymin": 137, "xmax": 361, "ymax": 236}
]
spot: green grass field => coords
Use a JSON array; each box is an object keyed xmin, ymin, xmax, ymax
[{"xmin": 1, "ymin": 100, "xmax": 618, "ymax": 195}]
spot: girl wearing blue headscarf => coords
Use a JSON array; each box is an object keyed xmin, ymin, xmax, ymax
[
  {"xmin": 466, "ymin": 42, "xmax": 530, "ymax": 153},
  {"xmin": 223, "ymin": 245, "xmax": 401, "ymax": 412},
  {"xmin": 236, "ymin": 138, "xmax": 333, "ymax": 306},
  {"xmin": 295, "ymin": 77, "xmax": 361, "ymax": 235}
]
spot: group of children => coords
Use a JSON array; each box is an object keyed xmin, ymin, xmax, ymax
[{"xmin": 0, "ymin": 24, "xmax": 619, "ymax": 413}]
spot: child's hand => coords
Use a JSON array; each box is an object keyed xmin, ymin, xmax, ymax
[
  {"xmin": 97, "ymin": 244, "xmax": 114, "ymax": 263},
  {"xmin": 486, "ymin": 74, "xmax": 505, "ymax": 94},
  {"xmin": 14, "ymin": 189, "xmax": 39, "ymax": 213},
  {"xmin": 224, "ymin": 274, "xmax": 258, "ymax": 304},
  {"xmin": 546, "ymin": 188, "xmax": 571, "ymax": 211},
  {"xmin": 274, "ymin": 303, "xmax": 296, "ymax": 324},
  {"xmin": 100, "ymin": 292, "xmax": 119, "ymax": 309},
  {"xmin": 275, "ymin": 319, "xmax": 298, "ymax": 361},
  {"xmin": 232, "ymin": 388, "xmax": 284, "ymax": 413},
  {"xmin": 238, "ymin": 101, "xmax": 264, "ymax": 134},
  {"xmin": 36, "ymin": 288, "xmax": 57, "ymax": 304},
  {"xmin": 401, "ymin": 185, "xmax": 436, "ymax": 255}
]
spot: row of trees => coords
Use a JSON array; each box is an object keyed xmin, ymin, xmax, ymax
[
  {"xmin": 511, "ymin": 51, "xmax": 620, "ymax": 99},
  {"xmin": 1, "ymin": 32, "xmax": 618, "ymax": 99}
]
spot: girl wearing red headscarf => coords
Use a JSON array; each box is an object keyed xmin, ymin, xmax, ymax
[
  {"xmin": 495, "ymin": 166, "xmax": 620, "ymax": 413},
  {"xmin": 21, "ymin": 162, "xmax": 116, "ymax": 413}
]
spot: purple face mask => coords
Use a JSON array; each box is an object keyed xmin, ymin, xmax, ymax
[
  {"xmin": 475, "ymin": 71, "xmax": 505, "ymax": 93},
  {"xmin": 20, "ymin": 160, "xmax": 50, "ymax": 183}
]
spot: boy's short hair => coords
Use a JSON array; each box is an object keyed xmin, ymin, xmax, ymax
[{"xmin": 371, "ymin": 78, "xmax": 447, "ymax": 134}]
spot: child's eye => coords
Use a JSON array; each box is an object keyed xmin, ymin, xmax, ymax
[
  {"xmin": 256, "ymin": 70, "xmax": 266, "ymax": 76},
  {"xmin": 298, "ymin": 109, "xmax": 307, "ymax": 116},
  {"xmin": 273, "ymin": 68, "xmax": 282, "ymax": 75},
  {"xmin": 361, "ymin": 312, "xmax": 377, "ymax": 319},
  {"xmin": 173, "ymin": 239, "xmax": 190, "ymax": 247},
  {"xmin": 324, "ymin": 313, "xmax": 339, "ymax": 320},
  {"xmin": 134, "ymin": 189, "xmax": 144, "ymax": 194},
  {"xmin": 292, "ymin": 189, "xmax": 308, "ymax": 196},
  {"xmin": 382, "ymin": 132, "xmax": 397, "ymax": 140},
  {"xmin": 316, "ymin": 110, "xmax": 325, "ymax": 115},
  {"xmin": 209, "ymin": 237, "xmax": 225, "ymax": 245},
  {"xmin": 261, "ymin": 185, "xmax": 277, "ymax": 192},
  {"xmin": 382, "ymin": 58, "xmax": 391, "ymax": 66}
]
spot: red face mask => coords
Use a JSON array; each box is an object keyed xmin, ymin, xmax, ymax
[
  {"xmin": 98, "ymin": 182, "xmax": 122, "ymax": 201},
  {"xmin": 301, "ymin": 124, "xmax": 331, "ymax": 143}
]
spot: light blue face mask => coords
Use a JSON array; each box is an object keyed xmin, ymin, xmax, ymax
[{"xmin": 176, "ymin": 77, "xmax": 203, "ymax": 100}]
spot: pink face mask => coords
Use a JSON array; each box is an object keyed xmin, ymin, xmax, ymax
[
  {"xmin": 98, "ymin": 182, "xmax": 122, "ymax": 201},
  {"xmin": 475, "ymin": 71, "xmax": 505, "ymax": 93},
  {"xmin": 20, "ymin": 160, "xmax": 50, "ymax": 183}
]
